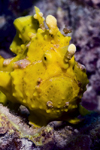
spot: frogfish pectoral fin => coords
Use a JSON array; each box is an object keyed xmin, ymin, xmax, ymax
[{"xmin": 0, "ymin": 71, "xmax": 11, "ymax": 94}]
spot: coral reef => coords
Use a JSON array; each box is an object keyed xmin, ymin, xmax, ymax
[{"xmin": 0, "ymin": 104, "xmax": 100, "ymax": 150}]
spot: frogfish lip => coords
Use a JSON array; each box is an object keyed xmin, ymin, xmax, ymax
[
  {"xmin": 29, "ymin": 76, "xmax": 80, "ymax": 127},
  {"xmin": 38, "ymin": 75, "xmax": 80, "ymax": 110}
]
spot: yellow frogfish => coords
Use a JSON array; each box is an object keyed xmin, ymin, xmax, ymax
[{"xmin": 0, "ymin": 7, "xmax": 88, "ymax": 127}]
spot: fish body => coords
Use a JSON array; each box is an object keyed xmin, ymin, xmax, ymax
[{"xmin": 0, "ymin": 7, "xmax": 88, "ymax": 127}]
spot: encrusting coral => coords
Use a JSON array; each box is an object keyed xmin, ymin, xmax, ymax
[{"xmin": 0, "ymin": 7, "xmax": 88, "ymax": 127}]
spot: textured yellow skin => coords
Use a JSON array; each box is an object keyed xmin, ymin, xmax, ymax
[{"xmin": 0, "ymin": 7, "xmax": 88, "ymax": 127}]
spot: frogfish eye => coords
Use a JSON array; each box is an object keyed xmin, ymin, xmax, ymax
[{"xmin": 44, "ymin": 56, "xmax": 47, "ymax": 61}]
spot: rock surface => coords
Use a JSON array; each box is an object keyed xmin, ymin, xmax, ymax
[{"xmin": 0, "ymin": 104, "xmax": 100, "ymax": 150}]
